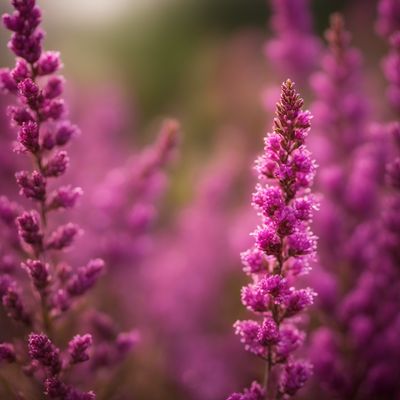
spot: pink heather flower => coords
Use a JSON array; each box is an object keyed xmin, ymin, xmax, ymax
[
  {"xmin": 17, "ymin": 77, "xmax": 39, "ymax": 102},
  {"xmin": 0, "ymin": 1, "xmax": 136, "ymax": 397},
  {"xmin": 116, "ymin": 330, "xmax": 140, "ymax": 353},
  {"xmin": 140, "ymin": 151, "xmax": 243, "ymax": 400},
  {"xmin": 8, "ymin": 105, "xmax": 34, "ymax": 126},
  {"xmin": 0, "ymin": 343, "xmax": 16, "ymax": 363},
  {"xmin": 0, "ymin": 68, "xmax": 18, "ymax": 92},
  {"xmin": 46, "ymin": 223, "xmax": 80, "ymax": 250},
  {"xmin": 255, "ymin": 225, "xmax": 282, "ymax": 256},
  {"xmin": 43, "ymin": 76, "xmax": 64, "ymax": 100},
  {"xmin": 37, "ymin": 51, "xmax": 62, "ymax": 75},
  {"xmin": 28, "ymin": 333, "xmax": 61, "ymax": 375},
  {"xmin": 283, "ymin": 287, "xmax": 316, "ymax": 317},
  {"xmin": 55, "ymin": 122, "xmax": 79, "ymax": 146},
  {"xmin": 2, "ymin": 286, "xmax": 31, "ymax": 325},
  {"xmin": 16, "ymin": 210, "xmax": 43, "ymax": 250},
  {"xmin": 287, "ymin": 229, "xmax": 316, "ymax": 257},
  {"xmin": 257, "ymin": 318, "xmax": 280, "ymax": 346},
  {"xmin": 279, "ymin": 361, "xmax": 313, "ymax": 397},
  {"xmin": 252, "ymin": 184, "xmax": 284, "ymax": 217},
  {"xmin": 11, "ymin": 59, "xmax": 30, "ymax": 83},
  {"xmin": 240, "ymin": 247, "xmax": 269, "ymax": 275},
  {"xmin": 43, "ymin": 151, "xmax": 69, "ymax": 177},
  {"xmin": 383, "ymin": 32, "xmax": 400, "ymax": 113},
  {"xmin": 47, "ymin": 186, "xmax": 83, "ymax": 211},
  {"xmin": 0, "ymin": 275, "xmax": 14, "ymax": 299},
  {"xmin": 265, "ymin": 0, "xmax": 321, "ymax": 84},
  {"xmin": 276, "ymin": 326, "xmax": 305, "ymax": 362},
  {"xmin": 23, "ymin": 259, "xmax": 50, "ymax": 291},
  {"xmin": 310, "ymin": 13, "xmax": 368, "ymax": 163},
  {"xmin": 227, "ymin": 381, "xmax": 265, "ymax": 400},
  {"xmin": 44, "ymin": 377, "xmax": 96, "ymax": 400},
  {"xmin": 306, "ymin": 12, "xmax": 395, "ymax": 399},
  {"xmin": 68, "ymin": 334, "xmax": 93, "ymax": 364},
  {"xmin": 258, "ymin": 275, "xmax": 290, "ymax": 301},
  {"xmin": 91, "ymin": 118, "xmax": 179, "ymax": 266},
  {"xmin": 66, "ymin": 259, "xmax": 105, "ymax": 297},
  {"xmin": 234, "ymin": 320, "xmax": 264, "ymax": 356},
  {"xmin": 228, "ymin": 80, "xmax": 317, "ymax": 399},
  {"xmin": 376, "ymin": 0, "xmax": 400, "ymax": 38},
  {"xmin": 18, "ymin": 120, "xmax": 39, "ymax": 153},
  {"xmin": 241, "ymin": 283, "xmax": 267, "ymax": 313},
  {"xmin": 15, "ymin": 170, "xmax": 46, "ymax": 201},
  {"xmin": 0, "ymin": 196, "xmax": 20, "ymax": 226}
]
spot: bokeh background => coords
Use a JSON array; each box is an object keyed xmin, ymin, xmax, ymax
[{"xmin": 0, "ymin": 0, "xmax": 395, "ymax": 399}]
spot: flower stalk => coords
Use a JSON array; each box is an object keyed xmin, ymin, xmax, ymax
[{"xmin": 227, "ymin": 80, "xmax": 318, "ymax": 400}]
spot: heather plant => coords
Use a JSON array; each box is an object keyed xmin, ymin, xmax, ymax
[
  {"xmin": 227, "ymin": 80, "xmax": 318, "ymax": 400},
  {"xmin": 265, "ymin": 0, "xmax": 320, "ymax": 84},
  {"xmin": 0, "ymin": 1, "xmax": 136, "ymax": 398},
  {"xmin": 378, "ymin": 0, "xmax": 400, "ymax": 114},
  {"xmin": 91, "ymin": 118, "xmax": 179, "ymax": 270},
  {"xmin": 144, "ymin": 144, "xmax": 251, "ymax": 400},
  {"xmin": 304, "ymin": 6, "xmax": 399, "ymax": 400},
  {"xmin": 307, "ymin": 13, "xmax": 387, "ymax": 310}
]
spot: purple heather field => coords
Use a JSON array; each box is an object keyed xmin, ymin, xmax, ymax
[{"xmin": 0, "ymin": 0, "xmax": 399, "ymax": 399}]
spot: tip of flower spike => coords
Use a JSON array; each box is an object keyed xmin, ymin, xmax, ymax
[
  {"xmin": 280, "ymin": 79, "xmax": 298, "ymax": 100},
  {"xmin": 148, "ymin": 118, "xmax": 180, "ymax": 168},
  {"xmin": 325, "ymin": 13, "xmax": 351, "ymax": 55},
  {"xmin": 158, "ymin": 118, "xmax": 180, "ymax": 151},
  {"xmin": 282, "ymin": 78, "xmax": 292, "ymax": 90},
  {"xmin": 329, "ymin": 13, "xmax": 344, "ymax": 30},
  {"xmin": 162, "ymin": 118, "xmax": 180, "ymax": 137}
]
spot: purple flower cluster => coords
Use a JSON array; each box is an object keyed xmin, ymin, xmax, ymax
[
  {"xmin": 0, "ymin": 1, "xmax": 135, "ymax": 398},
  {"xmin": 307, "ymin": 12, "xmax": 380, "ymax": 306},
  {"xmin": 376, "ymin": 0, "xmax": 400, "ymax": 38},
  {"xmin": 228, "ymin": 80, "xmax": 317, "ymax": 400},
  {"xmin": 311, "ymin": 13, "xmax": 368, "ymax": 158},
  {"xmin": 266, "ymin": 0, "xmax": 320, "ymax": 83},
  {"xmin": 377, "ymin": 0, "xmax": 400, "ymax": 113},
  {"xmin": 144, "ymin": 147, "xmax": 250, "ymax": 400},
  {"xmin": 304, "ymin": 7, "xmax": 400, "ymax": 400},
  {"xmin": 382, "ymin": 31, "xmax": 400, "ymax": 113},
  {"xmin": 92, "ymin": 118, "xmax": 179, "ymax": 267}
]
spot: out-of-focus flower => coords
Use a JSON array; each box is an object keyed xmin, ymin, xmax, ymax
[{"xmin": 265, "ymin": 0, "xmax": 320, "ymax": 84}]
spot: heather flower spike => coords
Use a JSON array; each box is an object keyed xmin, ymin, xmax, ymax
[
  {"xmin": 266, "ymin": 0, "xmax": 320, "ymax": 83},
  {"xmin": 228, "ymin": 80, "xmax": 317, "ymax": 400},
  {"xmin": 308, "ymin": 4, "xmax": 400, "ymax": 398},
  {"xmin": 0, "ymin": 0, "xmax": 119, "ymax": 397}
]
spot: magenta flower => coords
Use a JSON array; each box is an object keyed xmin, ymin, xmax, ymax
[
  {"xmin": 382, "ymin": 32, "xmax": 400, "ymax": 113},
  {"xmin": 265, "ymin": 0, "xmax": 320, "ymax": 83},
  {"xmin": 307, "ymin": 9, "xmax": 400, "ymax": 400},
  {"xmin": 0, "ymin": 1, "xmax": 135, "ymax": 397},
  {"xmin": 376, "ymin": 0, "xmax": 400, "ymax": 38},
  {"xmin": 227, "ymin": 80, "xmax": 317, "ymax": 399},
  {"xmin": 91, "ymin": 118, "xmax": 179, "ymax": 266}
]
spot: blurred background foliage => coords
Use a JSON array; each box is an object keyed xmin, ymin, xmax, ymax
[{"xmin": 31, "ymin": 0, "xmax": 353, "ymax": 136}]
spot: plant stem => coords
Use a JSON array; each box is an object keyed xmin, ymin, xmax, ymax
[{"xmin": 40, "ymin": 292, "xmax": 52, "ymax": 337}]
